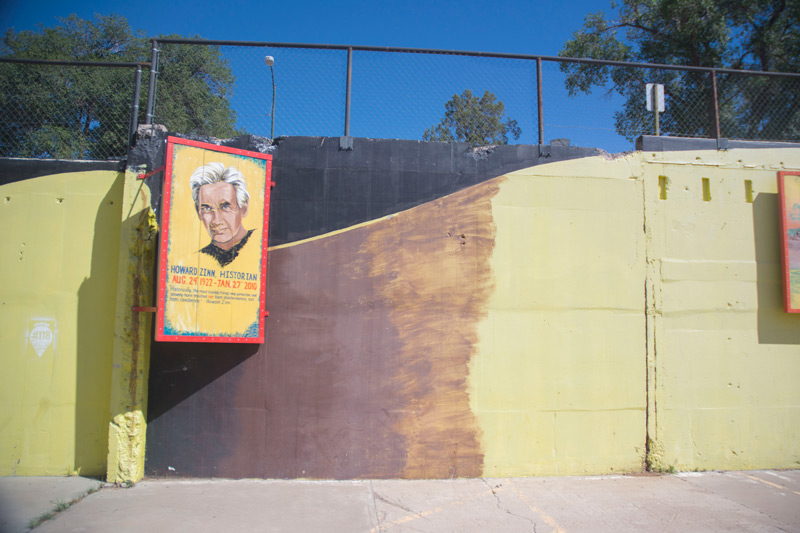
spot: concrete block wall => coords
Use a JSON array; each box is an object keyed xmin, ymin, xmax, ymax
[
  {"xmin": 0, "ymin": 161, "xmax": 124, "ymax": 476},
  {"xmin": 2, "ymin": 141, "xmax": 799, "ymax": 481}
]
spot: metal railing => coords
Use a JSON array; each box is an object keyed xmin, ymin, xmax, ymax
[
  {"xmin": 143, "ymin": 40, "xmax": 800, "ymax": 152},
  {"xmin": 2, "ymin": 40, "xmax": 799, "ymax": 160}
]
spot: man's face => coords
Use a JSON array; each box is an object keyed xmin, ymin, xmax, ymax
[{"xmin": 197, "ymin": 181, "xmax": 248, "ymax": 251}]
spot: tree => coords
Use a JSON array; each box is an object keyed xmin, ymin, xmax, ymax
[
  {"xmin": 559, "ymin": 0, "xmax": 800, "ymax": 141},
  {"xmin": 0, "ymin": 14, "xmax": 240, "ymax": 159},
  {"xmin": 423, "ymin": 89, "xmax": 521, "ymax": 146}
]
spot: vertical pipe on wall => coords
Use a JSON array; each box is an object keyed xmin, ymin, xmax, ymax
[
  {"xmin": 537, "ymin": 57, "xmax": 544, "ymax": 145},
  {"xmin": 345, "ymin": 47, "xmax": 353, "ymax": 137},
  {"xmin": 129, "ymin": 65, "xmax": 142, "ymax": 147},
  {"xmin": 144, "ymin": 40, "xmax": 160, "ymax": 125}
]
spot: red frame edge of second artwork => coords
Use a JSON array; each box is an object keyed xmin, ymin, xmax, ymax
[{"xmin": 778, "ymin": 171, "xmax": 800, "ymax": 313}]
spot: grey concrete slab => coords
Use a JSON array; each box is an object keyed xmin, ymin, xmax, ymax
[
  {"xmin": 371, "ymin": 479, "xmax": 535, "ymax": 532},
  {"xmin": 677, "ymin": 470, "xmax": 800, "ymax": 528},
  {"xmin": 0, "ymin": 476, "xmax": 102, "ymax": 533},
  {"xmin": 501, "ymin": 475, "xmax": 789, "ymax": 532},
  {"xmin": 371, "ymin": 475, "xmax": 794, "ymax": 532},
  {"xmin": 34, "ymin": 479, "xmax": 375, "ymax": 533},
  {"xmin": 9, "ymin": 471, "xmax": 799, "ymax": 533}
]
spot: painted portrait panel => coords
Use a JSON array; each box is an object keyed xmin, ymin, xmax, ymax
[{"xmin": 156, "ymin": 137, "xmax": 273, "ymax": 342}]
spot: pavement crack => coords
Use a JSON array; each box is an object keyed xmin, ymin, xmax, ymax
[
  {"xmin": 369, "ymin": 481, "xmax": 384, "ymax": 532},
  {"xmin": 676, "ymin": 475, "xmax": 794, "ymax": 532},
  {"xmin": 482, "ymin": 478, "xmax": 537, "ymax": 531},
  {"xmin": 372, "ymin": 491, "xmax": 417, "ymax": 514}
]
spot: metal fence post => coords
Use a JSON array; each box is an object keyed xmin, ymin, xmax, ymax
[
  {"xmin": 145, "ymin": 40, "xmax": 160, "ymax": 125},
  {"xmin": 711, "ymin": 69, "xmax": 721, "ymax": 142},
  {"xmin": 129, "ymin": 65, "xmax": 142, "ymax": 146},
  {"xmin": 345, "ymin": 47, "xmax": 353, "ymax": 137},
  {"xmin": 536, "ymin": 57, "xmax": 543, "ymax": 145}
]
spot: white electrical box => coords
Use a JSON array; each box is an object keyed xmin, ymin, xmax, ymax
[{"xmin": 646, "ymin": 83, "xmax": 665, "ymax": 112}]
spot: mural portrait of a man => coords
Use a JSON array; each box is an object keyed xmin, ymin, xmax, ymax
[{"xmin": 190, "ymin": 162, "xmax": 254, "ymax": 268}]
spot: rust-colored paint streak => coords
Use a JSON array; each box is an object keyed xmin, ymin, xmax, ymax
[
  {"xmin": 129, "ymin": 273, "xmax": 140, "ymax": 406},
  {"xmin": 128, "ymin": 206, "xmax": 155, "ymax": 408},
  {"xmin": 209, "ymin": 178, "xmax": 501, "ymax": 479},
  {"xmin": 361, "ymin": 179, "xmax": 501, "ymax": 478}
]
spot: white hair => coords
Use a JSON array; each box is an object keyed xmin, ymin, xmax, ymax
[{"xmin": 189, "ymin": 163, "xmax": 250, "ymax": 209}]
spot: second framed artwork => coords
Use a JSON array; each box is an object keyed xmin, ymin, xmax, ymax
[
  {"xmin": 778, "ymin": 171, "xmax": 800, "ymax": 313},
  {"xmin": 155, "ymin": 137, "xmax": 274, "ymax": 343}
]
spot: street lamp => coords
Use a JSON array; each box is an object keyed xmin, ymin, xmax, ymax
[{"xmin": 265, "ymin": 56, "xmax": 276, "ymax": 140}]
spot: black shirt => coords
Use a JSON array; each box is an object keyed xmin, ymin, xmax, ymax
[{"xmin": 199, "ymin": 229, "xmax": 255, "ymax": 268}]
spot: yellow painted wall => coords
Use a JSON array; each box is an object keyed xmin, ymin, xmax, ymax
[
  {"xmin": 5, "ymin": 147, "xmax": 798, "ymax": 481},
  {"xmin": 472, "ymin": 148, "xmax": 800, "ymax": 476},
  {"xmin": 473, "ymin": 155, "xmax": 648, "ymax": 476},
  {"xmin": 0, "ymin": 170, "xmax": 123, "ymax": 476},
  {"xmin": 642, "ymin": 149, "xmax": 800, "ymax": 471}
]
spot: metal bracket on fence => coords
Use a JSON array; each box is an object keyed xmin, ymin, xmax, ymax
[
  {"xmin": 339, "ymin": 136, "xmax": 353, "ymax": 151},
  {"xmin": 717, "ymin": 138, "xmax": 729, "ymax": 151}
]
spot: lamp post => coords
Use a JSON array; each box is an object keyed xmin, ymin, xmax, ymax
[{"xmin": 265, "ymin": 56, "xmax": 276, "ymax": 140}]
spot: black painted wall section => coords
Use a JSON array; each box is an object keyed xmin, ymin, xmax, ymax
[
  {"xmin": 0, "ymin": 158, "xmax": 124, "ymax": 186},
  {"xmin": 2, "ymin": 133, "xmax": 604, "ymax": 246},
  {"xmin": 268, "ymin": 137, "xmax": 603, "ymax": 245},
  {"xmin": 127, "ymin": 133, "xmax": 603, "ymax": 246}
]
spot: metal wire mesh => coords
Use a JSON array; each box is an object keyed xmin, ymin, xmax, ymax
[
  {"xmin": 256, "ymin": 46, "xmax": 347, "ymax": 137},
  {"xmin": 151, "ymin": 43, "xmax": 797, "ymax": 154},
  {"xmin": 719, "ymin": 74, "xmax": 800, "ymax": 141},
  {"xmin": 0, "ymin": 61, "xmax": 138, "ymax": 160},
  {"xmin": 2, "ymin": 41, "xmax": 799, "ymax": 161},
  {"xmin": 539, "ymin": 60, "xmax": 629, "ymax": 148},
  {"xmin": 351, "ymin": 51, "xmax": 538, "ymax": 145}
]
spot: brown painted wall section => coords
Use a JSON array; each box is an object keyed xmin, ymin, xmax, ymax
[{"xmin": 147, "ymin": 177, "xmax": 501, "ymax": 478}]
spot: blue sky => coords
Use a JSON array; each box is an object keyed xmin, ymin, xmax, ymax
[
  {"xmin": 0, "ymin": 0, "xmax": 600, "ymax": 54},
  {"xmin": 0, "ymin": 0, "xmax": 638, "ymax": 153}
]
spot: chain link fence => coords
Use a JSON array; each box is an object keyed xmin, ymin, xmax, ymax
[
  {"xmin": 1, "ymin": 41, "xmax": 799, "ymax": 160},
  {"xmin": 0, "ymin": 59, "xmax": 144, "ymax": 160}
]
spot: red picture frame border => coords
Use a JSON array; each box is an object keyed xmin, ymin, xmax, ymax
[
  {"xmin": 155, "ymin": 136, "xmax": 274, "ymax": 342},
  {"xmin": 778, "ymin": 170, "xmax": 800, "ymax": 313}
]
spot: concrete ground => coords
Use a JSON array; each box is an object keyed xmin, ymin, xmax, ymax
[{"xmin": 1, "ymin": 470, "xmax": 798, "ymax": 532}]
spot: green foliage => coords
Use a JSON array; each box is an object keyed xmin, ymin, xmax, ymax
[
  {"xmin": 153, "ymin": 37, "xmax": 239, "ymax": 138},
  {"xmin": 24, "ymin": 484, "xmax": 103, "ymax": 529},
  {"xmin": 0, "ymin": 14, "xmax": 239, "ymax": 159},
  {"xmin": 28, "ymin": 510, "xmax": 55, "ymax": 530},
  {"xmin": 559, "ymin": 0, "xmax": 800, "ymax": 141},
  {"xmin": 54, "ymin": 499, "xmax": 71, "ymax": 512},
  {"xmin": 423, "ymin": 89, "xmax": 521, "ymax": 146}
]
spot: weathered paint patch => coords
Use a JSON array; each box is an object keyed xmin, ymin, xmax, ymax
[
  {"xmin": 106, "ymin": 171, "xmax": 158, "ymax": 483},
  {"xmin": 358, "ymin": 178, "xmax": 500, "ymax": 478}
]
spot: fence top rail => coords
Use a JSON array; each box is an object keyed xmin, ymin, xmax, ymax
[
  {"xmin": 0, "ymin": 57, "xmax": 150, "ymax": 68},
  {"xmin": 150, "ymin": 38, "xmax": 800, "ymax": 79}
]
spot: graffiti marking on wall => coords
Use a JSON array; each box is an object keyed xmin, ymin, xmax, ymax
[{"xmin": 27, "ymin": 319, "xmax": 56, "ymax": 357}]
